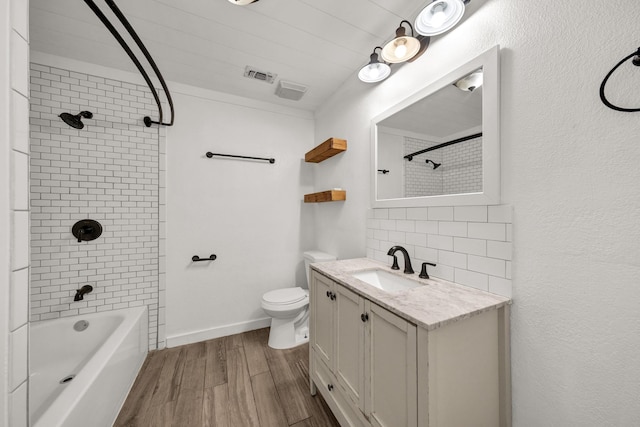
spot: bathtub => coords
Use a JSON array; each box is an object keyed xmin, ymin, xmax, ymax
[{"xmin": 30, "ymin": 306, "xmax": 148, "ymax": 427}]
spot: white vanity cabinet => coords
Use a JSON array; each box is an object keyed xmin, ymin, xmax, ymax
[
  {"xmin": 310, "ymin": 270, "xmax": 418, "ymax": 427},
  {"xmin": 309, "ymin": 267, "xmax": 510, "ymax": 427}
]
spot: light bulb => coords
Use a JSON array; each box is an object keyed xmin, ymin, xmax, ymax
[
  {"xmin": 431, "ymin": 4, "xmax": 447, "ymax": 27},
  {"xmin": 394, "ymin": 41, "xmax": 407, "ymax": 58},
  {"xmin": 369, "ymin": 65, "xmax": 381, "ymax": 79}
]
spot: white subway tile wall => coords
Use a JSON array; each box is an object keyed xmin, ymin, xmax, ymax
[
  {"xmin": 8, "ymin": 1, "xmax": 31, "ymax": 424},
  {"xmin": 367, "ymin": 205, "xmax": 513, "ymax": 297},
  {"xmin": 403, "ymin": 136, "xmax": 482, "ymax": 197},
  {"xmin": 29, "ymin": 63, "xmax": 163, "ymax": 349}
]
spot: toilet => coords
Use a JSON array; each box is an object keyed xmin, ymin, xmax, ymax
[{"xmin": 261, "ymin": 250, "xmax": 336, "ymax": 349}]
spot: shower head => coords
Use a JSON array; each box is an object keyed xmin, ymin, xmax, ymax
[
  {"xmin": 425, "ymin": 159, "xmax": 442, "ymax": 170},
  {"xmin": 59, "ymin": 111, "xmax": 93, "ymax": 129}
]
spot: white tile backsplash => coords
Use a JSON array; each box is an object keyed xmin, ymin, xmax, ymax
[
  {"xmin": 468, "ymin": 222, "xmax": 506, "ymax": 241},
  {"xmin": 428, "ymin": 206, "xmax": 454, "ymax": 221},
  {"xmin": 453, "ymin": 237, "xmax": 487, "ymax": 256},
  {"xmin": 454, "ymin": 205, "xmax": 488, "ymax": 222},
  {"xmin": 368, "ymin": 205, "xmax": 513, "ymax": 297},
  {"xmin": 467, "ymin": 254, "xmax": 506, "ymax": 277}
]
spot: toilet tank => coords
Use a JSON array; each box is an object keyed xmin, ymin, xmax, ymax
[{"xmin": 303, "ymin": 251, "xmax": 336, "ymax": 286}]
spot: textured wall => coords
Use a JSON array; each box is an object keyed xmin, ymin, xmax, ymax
[
  {"xmin": 314, "ymin": 0, "xmax": 640, "ymax": 424},
  {"xmin": 29, "ymin": 63, "xmax": 161, "ymax": 349}
]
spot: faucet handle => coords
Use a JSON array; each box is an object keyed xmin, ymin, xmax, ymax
[
  {"xmin": 390, "ymin": 255, "xmax": 399, "ymax": 270},
  {"xmin": 419, "ymin": 262, "xmax": 436, "ymax": 279}
]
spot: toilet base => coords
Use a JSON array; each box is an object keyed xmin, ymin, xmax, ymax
[{"xmin": 267, "ymin": 317, "xmax": 309, "ymax": 350}]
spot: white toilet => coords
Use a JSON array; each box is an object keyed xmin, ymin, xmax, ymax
[{"xmin": 261, "ymin": 250, "xmax": 336, "ymax": 349}]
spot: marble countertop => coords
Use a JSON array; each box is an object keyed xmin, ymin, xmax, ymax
[{"xmin": 311, "ymin": 258, "xmax": 511, "ymax": 331}]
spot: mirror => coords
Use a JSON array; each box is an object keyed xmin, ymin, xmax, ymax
[{"xmin": 372, "ymin": 45, "xmax": 500, "ymax": 207}]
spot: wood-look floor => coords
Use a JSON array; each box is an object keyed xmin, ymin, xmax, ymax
[{"xmin": 114, "ymin": 328, "xmax": 340, "ymax": 427}]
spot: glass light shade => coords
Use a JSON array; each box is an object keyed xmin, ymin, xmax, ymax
[
  {"xmin": 415, "ymin": 0, "xmax": 465, "ymax": 36},
  {"xmin": 381, "ymin": 35, "xmax": 421, "ymax": 63},
  {"xmin": 454, "ymin": 69, "xmax": 483, "ymax": 91},
  {"xmin": 358, "ymin": 61, "xmax": 391, "ymax": 83}
]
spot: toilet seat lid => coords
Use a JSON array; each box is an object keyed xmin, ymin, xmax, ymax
[{"xmin": 263, "ymin": 287, "xmax": 307, "ymax": 305}]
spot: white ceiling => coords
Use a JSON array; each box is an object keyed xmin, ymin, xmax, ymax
[{"xmin": 30, "ymin": 0, "xmax": 433, "ymax": 111}]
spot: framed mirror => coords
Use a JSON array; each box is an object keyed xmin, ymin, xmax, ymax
[{"xmin": 371, "ymin": 45, "xmax": 500, "ymax": 207}]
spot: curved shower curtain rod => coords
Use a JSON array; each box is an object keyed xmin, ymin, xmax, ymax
[{"xmin": 84, "ymin": 0, "xmax": 175, "ymax": 127}]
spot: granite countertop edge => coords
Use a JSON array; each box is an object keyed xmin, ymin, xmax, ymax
[{"xmin": 311, "ymin": 258, "xmax": 511, "ymax": 331}]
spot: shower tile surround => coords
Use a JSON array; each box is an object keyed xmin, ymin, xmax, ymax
[
  {"xmin": 404, "ymin": 136, "xmax": 482, "ymax": 197},
  {"xmin": 367, "ymin": 205, "xmax": 512, "ymax": 297},
  {"xmin": 28, "ymin": 63, "xmax": 165, "ymax": 349}
]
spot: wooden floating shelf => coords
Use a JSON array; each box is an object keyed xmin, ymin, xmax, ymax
[
  {"xmin": 305, "ymin": 137, "xmax": 347, "ymax": 163},
  {"xmin": 304, "ymin": 190, "xmax": 346, "ymax": 203}
]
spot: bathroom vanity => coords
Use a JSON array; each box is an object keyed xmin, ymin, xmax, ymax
[{"xmin": 309, "ymin": 258, "xmax": 511, "ymax": 427}]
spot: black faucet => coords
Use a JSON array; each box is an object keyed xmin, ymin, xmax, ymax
[
  {"xmin": 74, "ymin": 285, "xmax": 93, "ymax": 301},
  {"xmin": 387, "ymin": 246, "xmax": 414, "ymax": 274},
  {"xmin": 419, "ymin": 262, "xmax": 437, "ymax": 279}
]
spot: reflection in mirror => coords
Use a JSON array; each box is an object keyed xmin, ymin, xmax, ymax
[
  {"xmin": 372, "ymin": 45, "xmax": 500, "ymax": 207},
  {"xmin": 377, "ymin": 68, "xmax": 483, "ymax": 199}
]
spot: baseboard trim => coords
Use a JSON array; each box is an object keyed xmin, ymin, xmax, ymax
[{"xmin": 166, "ymin": 317, "xmax": 272, "ymax": 348}]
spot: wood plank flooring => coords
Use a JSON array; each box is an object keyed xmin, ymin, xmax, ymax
[{"xmin": 114, "ymin": 328, "xmax": 340, "ymax": 427}]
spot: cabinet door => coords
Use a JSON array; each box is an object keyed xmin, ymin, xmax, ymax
[
  {"xmin": 366, "ymin": 302, "xmax": 417, "ymax": 427},
  {"xmin": 310, "ymin": 271, "xmax": 335, "ymax": 370},
  {"xmin": 335, "ymin": 284, "xmax": 366, "ymax": 411}
]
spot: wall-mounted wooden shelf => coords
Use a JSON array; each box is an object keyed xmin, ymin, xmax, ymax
[
  {"xmin": 304, "ymin": 190, "xmax": 346, "ymax": 203},
  {"xmin": 305, "ymin": 137, "xmax": 347, "ymax": 163}
]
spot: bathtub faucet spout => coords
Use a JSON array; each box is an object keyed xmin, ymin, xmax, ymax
[{"xmin": 74, "ymin": 285, "xmax": 94, "ymax": 301}]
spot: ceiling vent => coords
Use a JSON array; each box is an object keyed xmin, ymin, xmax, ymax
[
  {"xmin": 244, "ymin": 66, "xmax": 277, "ymax": 84},
  {"xmin": 275, "ymin": 80, "xmax": 308, "ymax": 101}
]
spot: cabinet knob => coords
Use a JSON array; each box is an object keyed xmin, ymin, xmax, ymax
[
  {"xmin": 328, "ymin": 384, "xmax": 334, "ymax": 391},
  {"xmin": 330, "ymin": 292, "xmax": 336, "ymax": 300},
  {"xmin": 361, "ymin": 313, "xmax": 369, "ymax": 322}
]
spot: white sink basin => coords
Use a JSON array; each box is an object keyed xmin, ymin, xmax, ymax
[{"xmin": 351, "ymin": 269, "xmax": 422, "ymax": 293}]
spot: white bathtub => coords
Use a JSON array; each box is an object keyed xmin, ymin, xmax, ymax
[{"xmin": 30, "ymin": 306, "xmax": 148, "ymax": 427}]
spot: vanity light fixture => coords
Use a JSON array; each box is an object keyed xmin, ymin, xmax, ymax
[
  {"xmin": 415, "ymin": 0, "xmax": 468, "ymax": 36},
  {"xmin": 381, "ymin": 20, "xmax": 424, "ymax": 64},
  {"xmin": 454, "ymin": 69, "xmax": 483, "ymax": 92},
  {"xmin": 227, "ymin": 0, "xmax": 259, "ymax": 5},
  {"xmin": 358, "ymin": 47, "xmax": 391, "ymax": 83}
]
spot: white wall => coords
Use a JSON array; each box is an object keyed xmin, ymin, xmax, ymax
[
  {"xmin": 314, "ymin": 0, "xmax": 640, "ymax": 424},
  {"xmin": 165, "ymin": 85, "xmax": 315, "ymax": 346}
]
